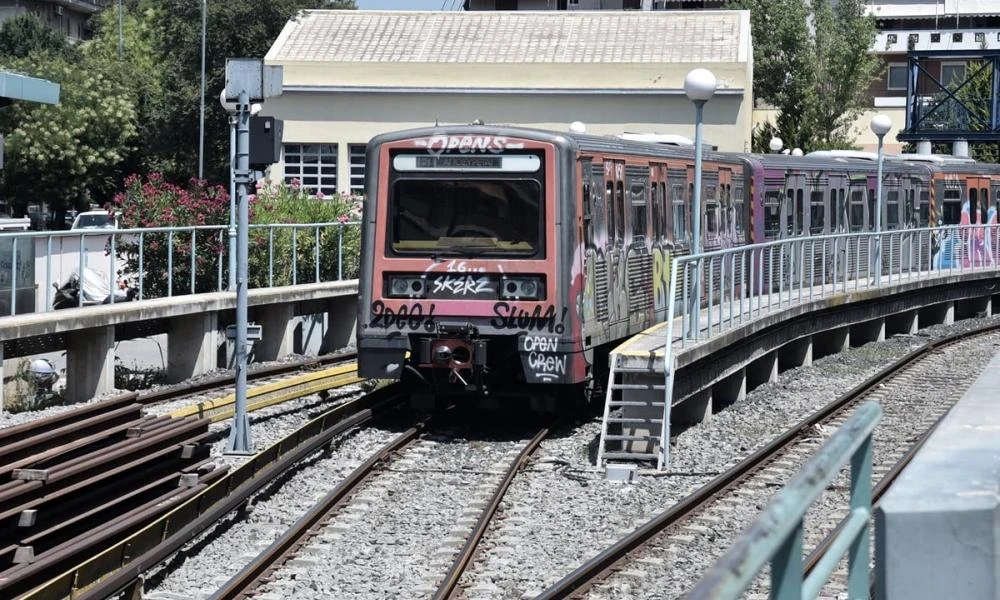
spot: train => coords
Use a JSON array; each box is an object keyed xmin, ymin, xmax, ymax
[{"xmin": 355, "ymin": 124, "xmax": 1000, "ymax": 402}]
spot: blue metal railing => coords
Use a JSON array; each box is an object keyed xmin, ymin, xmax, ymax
[
  {"xmin": 0, "ymin": 221, "xmax": 360, "ymax": 314},
  {"xmin": 687, "ymin": 401, "xmax": 882, "ymax": 600}
]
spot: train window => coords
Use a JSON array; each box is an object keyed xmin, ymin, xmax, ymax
[
  {"xmin": 828, "ymin": 189, "xmax": 838, "ymax": 232},
  {"xmin": 850, "ymin": 190, "xmax": 865, "ymax": 232},
  {"xmin": 734, "ymin": 184, "xmax": 745, "ymax": 238},
  {"xmin": 583, "ymin": 182, "xmax": 593, "ymax": 247},
  {"xmin": 810, "ymin": 191, "xmax": 825, "ymax": 234},
  {"xmin": 970, "ymin": 188, "xmax": 978, "ymax": 224},
  {"xmin": 660, "ymin": 182, "xmax": 668, "ymax": 242},
  {"xmin": 981, "ymin": 189, "xmax": 989, "ymax": 224},
  {"xmin": 389, "ymin": 179, "xmax": 542, "ymax": 255},
  {"xmin": 631, "ymin": 181, "xmax": 647, "ymax": 240},
  {"xmin": 606, "ymin": 181, "xmax": 615, "ymax": 243},
  {"xmin": 904, "ymin": 190, "xmax": 915, "ymax": 228},
  {"xmin": 942, "ymin": 189, "xmax": 961, "ymax": 225},
  {"xmin": 794, "ymin": 189, "xmax": 804, "ymax": 235},
  {"xmin": 649, "ymin": 185, "xmax": 660, "ymax": 242},
  {"xmin": 764, "ymin": 190, "xmax": 781, "ymax": 238},
  {"xmin": 706, "ymin": 203, "xmax": 718, "ymax": 234},
  {"xmin": 867, "ymin": 189, "xmax": 876, "ymax": 230},
  {"xmin": 672, "ymin": 183, "xmax": 686, "ymax": 243},
  {"xmin": 612, "ymin": 181, "xmax": 625, "ymax": 244},
  {"xmin": 919, "ymin": 190, "xmax": 930, "ymax": 226},
  {"xmin": 887, "ymin": 190, "xmax": 900, "ymax": 230}
]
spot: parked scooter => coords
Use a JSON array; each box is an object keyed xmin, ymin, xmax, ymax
[{"xmin": 52, "ymin": 268, "xmax": 136, "ymax": 310}]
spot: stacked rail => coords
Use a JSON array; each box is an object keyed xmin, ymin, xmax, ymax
[{"xmin": 0, "ymin": 393, "xmax": 218, "ymax": 598}]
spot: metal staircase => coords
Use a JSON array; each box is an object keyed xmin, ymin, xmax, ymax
[{"xmin": 596, "ymin": 352, "xmax": 668, "ymax": 469}]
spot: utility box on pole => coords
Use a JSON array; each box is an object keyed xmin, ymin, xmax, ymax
[{"xmin": 249, "ymin": 116, "xmax": 283, "ymax": 167}]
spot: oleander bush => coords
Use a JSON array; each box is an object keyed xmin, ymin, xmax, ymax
[{"xmin": 110, "ymin": 174, "xmax": 361, "ymax": 298}]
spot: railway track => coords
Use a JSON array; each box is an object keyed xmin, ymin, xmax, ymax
[
  {"xmin": 209, "ymin": 421, "xmax": 550, "ymax": 600},
  {"xmin": 5, "ymin": 357, "xmax": 384, "ymax": 600},
  {"xmin": 535, "ymin": 322, "xmax": 1000, "ymax": 599}
]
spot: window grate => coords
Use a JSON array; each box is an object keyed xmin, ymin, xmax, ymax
[
  {"xmin": 349, "ymin": 144, "xmax": 366, "ymax": 195},
  {"xmin": 283, "ymin": 143, "xmax": 337, "ymax": 197}
]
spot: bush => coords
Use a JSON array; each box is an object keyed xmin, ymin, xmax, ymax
[
  {"xmin": 248, "ymin": 179, "xmax": 362, "ymax": 287},
  {"xmin": 111, "ymin": 173, "xmax": 230, "ymax": 297},
  {"xmin": 111, "ymin": 174, "xmax": 361, "ymax": 298}
]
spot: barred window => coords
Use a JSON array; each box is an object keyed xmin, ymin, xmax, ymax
[
  {"xmin": 283, "ymin": 144, "xmax": 337, "ymax": 197},
  {"xmin": 349, "ymin": 144, "xmax": 366, "ymax": 194}
]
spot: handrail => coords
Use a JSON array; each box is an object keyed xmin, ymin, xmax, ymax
[
  {"xmin": 0, "ymin": 221, "xmax": 361, "ymax": 314},
  {"xmin": 687, "ymin": 401, "xmax": 881, "ymax": 600}
]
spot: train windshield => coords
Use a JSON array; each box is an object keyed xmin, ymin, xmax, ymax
[{"xmin": 389, "ymin": 178, "xmax": 542, "ymax": 256}]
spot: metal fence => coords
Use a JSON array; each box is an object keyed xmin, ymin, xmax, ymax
[
  {"xmin": 665, "ymin": 225, "xmax": 1000, "ymax": 350},
  {"xmin": 688, "ymin": 401, "xmax": 881, "ymax": 600},
  {"xmin": 0, "ymin": 222, "xmax": 361, "ymax": 314}
]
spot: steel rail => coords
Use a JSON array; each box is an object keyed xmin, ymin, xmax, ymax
[
  {"xmin": 433, "ymin": 425, "xmax": 551, "ymax": 600},
  {"xmin": 802, "ymin": 392, "xmax": 954, "ymax": 577},
  {"xmin": 24, "ymin": 387, "xmax": 403, "ymax": 600},
  {"xmin": 138, "ymin": 350, "xmax": 357, "ymax": 408},
  {"xmin": 209, "ymin": 420, "xmax": 428, "ymax": 600},
  {"xmin": 535, "ymin": 321, "xmax": 1000, "ymax": 599},
  {"xmin": 167, "ymin": 362, "xmax": 362, "ymax": 422}
]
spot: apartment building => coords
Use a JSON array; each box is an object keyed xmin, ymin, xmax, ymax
[{"xmin": 0, "ymin": 0, "xmax": 103, "ymax": 42}]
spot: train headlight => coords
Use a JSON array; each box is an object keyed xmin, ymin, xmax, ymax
[
  {"xmin": 386, "ymin": 275, "xmax": 426, "ymax": 298},
  {"xmin": 500, "ymin": 276, "xmax": 544, "ymax": 300}
]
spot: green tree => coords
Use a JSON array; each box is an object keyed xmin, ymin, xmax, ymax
[
  {"xmin": 0, "ymin": 52, "xmax": 140, "ymax": 226},
  {"xmin": 0, "ymin": 13, "xmax": 78, "ymax": 61},
  {"xmin": 730, "ymin": 0, "xmax": 880, "ymax": 151},
  {"xmin": 137, "ymin": 0, "xmax": 355, "ymax": 185}
]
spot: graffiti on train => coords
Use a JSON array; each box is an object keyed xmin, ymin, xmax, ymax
[
  {"xmin": 652, "ymin": 247, "xmax": 673, "ymax": 310},
  {"xmin": 522, "ymin": 334, "xmax": 567, "ymax": 380},
  {"xmin": 430, "ymin": 274, "xmax": 495, "ymax": 296},
  {"xmin": 370, "ymin": 300, "xmax": 437, "ymax": 331},
  {"xmin": 492, "ymin": 303, "xmax": 567, "ymax": 333}
]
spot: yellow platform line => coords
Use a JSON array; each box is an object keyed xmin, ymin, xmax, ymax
[{"xmin": 169, "ymin": 363, "xmax": 363, "ymax": 423}]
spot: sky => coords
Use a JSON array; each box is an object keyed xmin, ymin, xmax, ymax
[{"xmin": 356, "ymin": 0, "xmax": 463, "ymax": 9}]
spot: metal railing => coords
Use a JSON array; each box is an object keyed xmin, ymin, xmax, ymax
[
  {"xmin": 670, "ymin": 225, "xmax": 1000, "ymax": 347},
  {"xmin": 687, "ymin": 401, "xmax": 882, "ymax": 600},
  {"xmin": 0, "ymin": 222, "xmax": 360, "ymax": 314},
  {"xmin": 659, "ymin": 224, "xmax": 1000, "ymax": 468}
]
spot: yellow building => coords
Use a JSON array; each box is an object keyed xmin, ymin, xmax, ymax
[{"xmin": 264, "ymin": 9, "xmax": 753, "ymax": 196}]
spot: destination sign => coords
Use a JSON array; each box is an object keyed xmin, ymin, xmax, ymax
[{"xmin": 393, "ymin": 154, "xmax": 541, "ymax": 173}]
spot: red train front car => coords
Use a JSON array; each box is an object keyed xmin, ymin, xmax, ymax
[{"xmin": 357, "ymin": 126, "xmax": 588, "ymax": 396}]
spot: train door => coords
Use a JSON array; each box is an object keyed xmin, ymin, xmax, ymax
[
  {"xmin": 898, "ymin": 175, "xmax": 920, "ymax": 272},
  {"xmin": 581, "ymin": 160, "xmax": 609, "ymax": 333},
  {"xmin": 650, "ymin": 164, "xmax": 672, "ymax": 314},
  {"xmin": 624, "ymin": 165, "xmax": 652, "ymax": 323},
  {"xmin": 716, "ymin": 167, "xmax": 734, "ymax": 249},
  {"xmin": 780, "ymin": 172, "xmax": 806, "ymax": 287},
  {"xmin": 826, "ymin": 173, "xmax": 848, "ymax": 282},
  {"xmin": 965, "ymin": 176, "xmax": 991, "ymax": 267},
  {"xmin": 605, "ymin": 159, "xmax": 628, "ymax": 330}
]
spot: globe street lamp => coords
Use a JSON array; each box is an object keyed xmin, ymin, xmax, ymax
[
  {"xmin": 870, "ymin": 114, "xmax": 892, "ymax": 283},
  {"xmin": 684, "ymin": 68, "xmax": 716, "ymax": 338},
  {"xmin": 220, "ymin": 90, "xmax": 261, "ymax": 291},
  {"xmin": 769, "ymin": 137, "xmax": 783, "ymax": 153}
]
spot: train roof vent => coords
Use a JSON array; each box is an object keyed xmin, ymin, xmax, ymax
[
  {"xmin": 896, "ymin": 153, "xmax": 976, "ymax": 164},
  {"xmin": 618, "ymin": 132, "xmax": 695, "ymax": 147},
  {"xmin": 805, "ymin": 150, "xmax": 901, "ymax": 161}
]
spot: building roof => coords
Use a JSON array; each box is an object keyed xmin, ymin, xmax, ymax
[
  {"xmin": 867, "ymin": 0, "xmax": 1000, "ymax": 19},
  {"xmin": 266, "ymin": 9, "xmax": 751, "ymax": 65}
]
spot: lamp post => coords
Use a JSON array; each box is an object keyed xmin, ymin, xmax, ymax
[
  {"xmin": 198, "ymin": 0, "xmax": 207, "ymax": 180},
  {"xmin": 220, "ymin": 91, "xmax": 261, "ymax": 292},
  {"xmin": 683, "ymin": 68, "xmax": 716, "ymax": 338},
  {"xmin": 870, "ymin": 114, "xmax": 892, "ymax": 284},
  {"xmin": 769, "ymin": 137, "xmax": 783, "ymax": 153}
]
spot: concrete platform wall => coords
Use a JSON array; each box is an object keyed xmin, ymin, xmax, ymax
[
  {"xmin": 1, "ymin": 280, "xmax": 359, "ymax": 405},
  {"xmin": 667, "ymin": 274, "xmax": 998, "ymax": 427}
]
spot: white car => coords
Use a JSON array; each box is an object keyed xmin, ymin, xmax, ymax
[{"xmin": 71, "ymin": 210, "xmax": 119, "ymax": 230}]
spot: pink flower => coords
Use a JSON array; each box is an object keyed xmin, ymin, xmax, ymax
[{"xmin": 338, "ymin": 214, "xmax": 350, "ymax": 224}]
